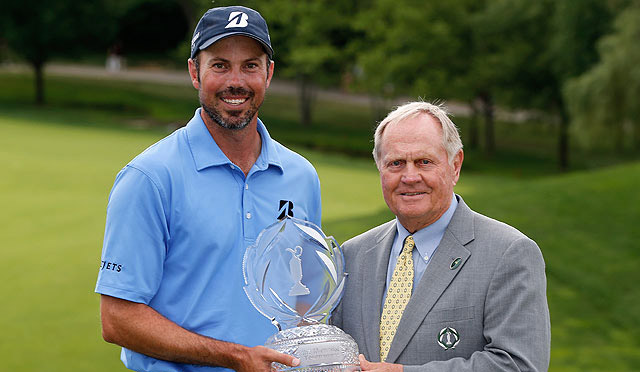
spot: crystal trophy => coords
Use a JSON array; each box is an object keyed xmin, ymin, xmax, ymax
[{"xmin": 243, "ymin": 216, "xmax": 360, "ymax": 371}]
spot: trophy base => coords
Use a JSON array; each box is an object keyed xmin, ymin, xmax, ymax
[
  {"xmin": 280, "ymin": 363, "xmax": 360, "ymax": 372},
  {"xmin": 266, "ymin": 324, "xmax": 361, "ymax": 372}
]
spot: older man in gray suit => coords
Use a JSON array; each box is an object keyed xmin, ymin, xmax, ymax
[{"xmin": 332, "ymin": 101, "xmax": 550, "ymax": 372}]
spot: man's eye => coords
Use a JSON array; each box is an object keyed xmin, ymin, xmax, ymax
[
  {"xmin": 391, "ymin": 160, "xmax": 402, "ymax": 167},
  {"xmin": 420, "ymin": 159, "xmax": 430, "ymax": 165},
  {"xmin": 246, "ymin": 63, "xmax": 258, "ymax": 69},
  {"xmin": 212, "ymin": 63, "xmax": 225, "ymax": 69}
]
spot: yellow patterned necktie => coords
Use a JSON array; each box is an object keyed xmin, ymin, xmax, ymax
[{"xmin": 379, "ymin": 235, "xmax": 415, "ymax": 361}]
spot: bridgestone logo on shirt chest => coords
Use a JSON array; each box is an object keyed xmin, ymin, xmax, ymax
[{"xmin": 278, "ymin": 200, "xmax": 294, "ymax": 219}]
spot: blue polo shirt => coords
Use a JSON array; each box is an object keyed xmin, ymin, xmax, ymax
[{"xmin": 95, "ymin": 109, "xmax": 322, "ymax": 372}]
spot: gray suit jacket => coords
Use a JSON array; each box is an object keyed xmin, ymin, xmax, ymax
[{"xmin": 332, "ymin": 196, "xmax": 550, "ymax": 372}]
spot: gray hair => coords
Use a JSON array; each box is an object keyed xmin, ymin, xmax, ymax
[{"xmin": 372, "ymin": 101, "xmax": 463, "ymax": 167}]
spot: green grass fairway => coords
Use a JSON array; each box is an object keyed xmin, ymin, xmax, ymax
[{"xmin": 1, "ymin": 107, "xmax": 639, "ymax": 371}]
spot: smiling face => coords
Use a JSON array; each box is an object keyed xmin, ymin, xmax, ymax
[
  {"xmin": 188, "ymin": 35, "xmax": 273, "ymax": 131},
  {"xmin": 378, "ymin": 113, "xmax": 463, "ymax": 232}
]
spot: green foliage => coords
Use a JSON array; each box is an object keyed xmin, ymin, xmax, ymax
[
  {"xmin": 350, "ymin": 0, "xmax": 470, "ymax": 99},
  {"xmin": 0, "ymin": 0, "xmax": 117, "ymax": 104},
  {"xmin": 470, "ymin": 0, "xmax": 552, "ymax": 107},
  {"xmin": 0, "ymin": 0, "xmax": 116, "ymax": 64},
  {"xmin": 259, "ymin": 0, "xmax": 358, "ymax": 85},
  {"xmin": 464, "ymin": 0, "xmax": 626, "ymax": 168},
  {"xmin": 2, "ymin": 0, "xmax": 635, "ymax": 161},
  {"xmin": 547, "ymin": 0, "xmax": 615, "ymax": 81},
  {"xmin": 564, "ymin": 2, "xmax": 640, "ymax": 151},
  {"xmin": 465, "ymin": 0, "xmax": 612, "ymax": 110}
]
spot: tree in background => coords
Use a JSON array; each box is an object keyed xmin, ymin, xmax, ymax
[
  {"xmin": 351, "ymin": 0, "xmax": 548, "ymax": 158},
  {"xmin": 350, "ymin": 0, "xmax": 470, "ymax": 122},
  {"xmin": 0, "ymin": 0, "xmax": 115, "ymax": 104},
  {"xmin": 464, "ymin": 0, "xmax": 536, "ymax": 157},
  {"xmin": 468, "ymin": 0, "xmax": 616, "ymax": 169},
  {"xmin": 449, "ymin": 1, "xmax": 486, "ymax": 151},
  {"xmin": 543, "ymin": 0, "xmax": 617, "ymax": 169},
  {"xmin": 260, "ymin": 0, "xmax": 360, "ymax": 127},
  {"xmin": 2, "ymin": 0, "xmax": 637, "ymax": 165},
  {"xmin": 565, "ymin": 1, "xmax": 640, "ymax": 152}
]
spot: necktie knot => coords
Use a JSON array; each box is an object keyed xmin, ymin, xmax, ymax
[{"xmin": 403, "ymin": 235, "xmax": 415, "ymax": 253}]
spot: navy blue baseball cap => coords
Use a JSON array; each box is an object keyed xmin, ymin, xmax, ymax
[{"xmin": 190, "ymin": 6, "xmax": 273, "ymax": 60}]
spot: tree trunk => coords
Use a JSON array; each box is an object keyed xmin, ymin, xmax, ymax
[
  {"xmin": 298, "ymin": 75, "xmax": 315, "ymax": 127},
  {"xmin": 467, "ymin": 99, "xmax": 480, "ymax": 150},
  {"xmin": 614, "ymin": 121, "xmax": 625, "ymax": 151},
  {"xmin": 479, "ymin": 92, "xmax": 495, "ymax": 156},
  {"xmin": 34, "ymin": 60, "xmax": 45, "ymax": 105}
]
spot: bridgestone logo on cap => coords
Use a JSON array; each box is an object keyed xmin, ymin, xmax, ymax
[{"xmin": 225, "ymin": 12, "xmax": 249, "ymax": 28}]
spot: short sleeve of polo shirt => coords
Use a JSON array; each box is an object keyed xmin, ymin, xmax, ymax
[{"xmin": 95, "ymin": 165, "xmax": 169, "ymax": 304}]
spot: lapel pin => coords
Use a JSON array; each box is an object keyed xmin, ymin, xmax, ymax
[
  {"xmin": 450, "ymin": 257, "xmax": 462, "ymax": 270},
  {"xmin": 438, "ymin": 327, "xmax": 460, "ymax": 350}
]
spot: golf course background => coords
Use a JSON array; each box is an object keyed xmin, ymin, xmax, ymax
[{"xmin": 1, "ymin": 70, "xmax": 638, "ymax": 372}]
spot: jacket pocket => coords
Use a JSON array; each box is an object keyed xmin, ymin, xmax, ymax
[{"xmin": 424, "ymin": 305, "xmax": 474, "ymax": 324}]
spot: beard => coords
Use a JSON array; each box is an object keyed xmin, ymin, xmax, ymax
[{"xmin": 200, "ymin": 86, "xmax": 260, "ymax": 131}]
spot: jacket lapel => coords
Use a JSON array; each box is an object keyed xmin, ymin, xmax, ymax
[
  {"xmin": 385, "ymin": 196, "xmax": 475, "ymax": 363},
  {"xmin": 360, "ymin": 221, "xmax": 396, "ymax": 362}
]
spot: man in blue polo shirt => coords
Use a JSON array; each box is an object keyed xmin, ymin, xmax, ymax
[{"xmin": 96, "ymin": 6, "xmax": 321, "ymax": 372}]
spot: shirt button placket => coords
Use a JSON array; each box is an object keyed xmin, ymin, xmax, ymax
[{"xmin": 242, "ymin": 179, "xmax": 253, "ymax": 238}]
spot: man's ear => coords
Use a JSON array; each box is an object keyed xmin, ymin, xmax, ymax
[
  {"xmin": 265, "ymin": 59, "xmax": 275, "ymax": 88},
  {"xmin": 452, "ymin": 150, "xmax": 464, "ymax": 186},
  {"xmin": 188, "ymin": 58, "xmax": 200, "ymax": 90}
]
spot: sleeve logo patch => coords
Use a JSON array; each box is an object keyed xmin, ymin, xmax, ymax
[{"xmin": 100, "ymin": 260, "xmax": 123, "ymax": 272}]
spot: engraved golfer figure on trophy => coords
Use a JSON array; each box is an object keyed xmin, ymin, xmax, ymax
[
  {"xmin": 243, "ymin": 216, "xmax": 360, "ymax": 371},
  {"xmin": 287, "ymin": 246, "xmax": 310, "ymax": 296}
]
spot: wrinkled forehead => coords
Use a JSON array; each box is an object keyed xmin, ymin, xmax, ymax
[
  {"xmin": 381, "ymin": 113, "xmax": 442, "ymax": 144},
  {"xmin": 381, "ymin": 114, "xmax": 446, "ymax": 157}
]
